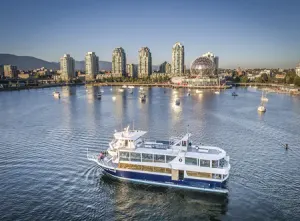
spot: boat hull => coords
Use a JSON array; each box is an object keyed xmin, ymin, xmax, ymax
[{"xmin": 101, "ymin": 167, "xmax": 228, "ymax": 194}]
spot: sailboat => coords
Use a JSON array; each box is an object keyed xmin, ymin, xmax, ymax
[{"xmin": 261, "ymin": 91, "xmax": 268, "ymax": 102}]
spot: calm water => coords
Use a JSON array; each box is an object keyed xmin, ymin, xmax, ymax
[{"xmin": 0, "ymin": 86, "xmax": 300, "ymax": 221}]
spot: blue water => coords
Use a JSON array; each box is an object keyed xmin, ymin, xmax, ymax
[{"xmin": 0, "ymin": 86, "xmax": 299, "ymax": 221}]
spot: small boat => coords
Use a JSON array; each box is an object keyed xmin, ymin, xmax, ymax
[
  {"xmin": 175, "ymin": 98, "xmax": 180, "ymax": 105},
  {"xmin": 261, "ymin": 91, "xmax": 268, "ymax": 102},
  {"xmin": 87, "ymin": 126, "xmax": 230, "ymax": 194},
  {"xmin": 258, "ymin": 105, "xmax": 266, "ymax": 112},
  {"xmin": 53, "ymin": 91, "xmax": 60, "ymax": 98},
  {"xmin": 122, "ymin": 85, "xmax": 127, "ymax": 88},
  {"xmin": 112, "ymin": 96, "xmax": 116, "ymax": 101},
  {"xmin": 196, "ymin": 90, "xmax": 203, "ymax": 94},
  {"xmin": 100, "ymin": 89, "xmax": 104, "ymax": 93},
  {"xmin": 110, "ymin": 86, "xmax": 113, "ymax": 91},
  {"xmin": 128, "ymin": 86, "xmax": 135, "ymax": 89},
  {"xmin": 140, "ymin": 93, "xmax": 146, "ymax": 102},
  {"xmin": 173, "ymin": 90, "xmax": 178, "ymax": 94},
  {"xmin": 187, "ymin": 92, "xmax": 191, "ymax": 96},
  {"xmin": 140, "ymin": 87, "xmax": 144, "ymax": 91},
  {"xmin": 214, "ymin": 91, "xmax": 220, "ymax": 94},
  {"xmin": 118, "ymin": 88, "xmax": 124, "ymax": 92},
  {"xmin": 232, "ymin": 92, "xmax": 238, "ymax": 96},
  {"xmin": 96, "ymin": 93, "xmax": 102, "ymax": 99}
]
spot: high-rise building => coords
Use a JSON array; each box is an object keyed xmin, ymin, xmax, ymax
[
  {"xmin": 85, "ymin": 52, "xmax": 99, "ymax": 81},
  {"xmin": 171, "ymin": 42, "xmax": 184, "ymax": 76},
  {"xmin": 159, "ymin": 61, "xmax": 171, "ymax": 74},
  {"xmin": 60, "ymin": 54, "xmax": 75, "ymax": 81},
  {"xmin": 4, "ymin": 65, "xmax": 18, "ymax": 78},
  {"xmin": 112, "ymin": 47, "xmax": 126, "ymax": 77},
  {"xmin": 126, "ymin": 64, "xmax": 137, "ymax": 78},
  {"xmin": 138, "ymin": 47, "xmax": 152, "ymax": 78},
  {"xmin": 202, "ymin": 52, "xmax": 219, "ymax": 75},
  {"xmin": 0, "ymin": 65, "xmax": 4, "ymax": 78},
  {"xmin": 296, "ymin": 62, "xmax": 300, "ymax": 77}
]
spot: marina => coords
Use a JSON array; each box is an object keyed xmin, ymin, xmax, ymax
[{"xmin": 0, "ymin": 86, "xmax": 300, "ymax": 220}]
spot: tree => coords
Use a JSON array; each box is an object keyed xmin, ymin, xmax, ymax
[
  {"xmin": 294, "ymin": 76, "xmax": 300, "ymax": 87},
  {"xmin": 240, "ymin": 76, "xmax": 249, "ymax": 83}
]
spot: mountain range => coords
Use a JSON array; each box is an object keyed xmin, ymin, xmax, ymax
[{"xmin": 0, "ymin": 54, "xmax": 159, "ymax": 71}]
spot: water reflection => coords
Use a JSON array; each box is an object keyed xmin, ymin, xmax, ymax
[{"xmin": 100, "ymin": 175, "xmax": 228, "ymax": 220}]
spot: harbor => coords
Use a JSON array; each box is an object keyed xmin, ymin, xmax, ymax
[{"xmin": 0, "ymin": 86, "xmax": 300, "ymax": 220}]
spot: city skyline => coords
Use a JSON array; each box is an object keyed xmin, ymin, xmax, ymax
[{"xmin": 1, "ymin": 0, "xmax": 300, "ymax": 68}]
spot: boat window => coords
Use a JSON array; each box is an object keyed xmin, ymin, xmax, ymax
[
  {"xmin": 212, "ymin": 160, "xmax": 218, "ymax": 168},
  {"xmin": 125, "ymin": 140, "xmax": 128, "ymax": 146},
  {"xmin": 119, "ymin": 152, "xmax": 129, "ymax": 161},
  {"xmin": 219, "ymin": 158, "xmax": 225, "ymax": 167},
  {"xmin": 154, "ymin": 154, "xmax": 165, "ymax": 163},
  {"xmin": 200, "ymin": 159, "xmax": 210, "ymax": 167},
  {"xmin": 130, "ymin": 152, "xmax": 141, "ymax": 162},
  {"xmin": 142, "ymin": 153, "xmax": 153, "ymax": 162},
  {"xmin": 185, "ymin": 157, "xmax": 197, "ymax": 166},
  {"xmin": 182, "ymin": 141, "xmax": 187, "ymax": 146},
  {"xmin": 166, "ymin": 155, "xmax": 176, "ymax": 163},
  {"xmin": 212, "ymin": 174, "xmax": 222, "ymax": 179}
]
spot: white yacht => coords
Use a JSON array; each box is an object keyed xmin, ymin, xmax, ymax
[
  {"xmin": 87, "ymin": 126, "xmax": 230, "ymax": 194},
  {"xmin": 214, "ymin": 91, "xmax": 220, "ymax": 94},
  {"xmin": 261, "ymin": 91, "xmax": 268, "ymax": 102},
  {"xmin": 128, "ymin": 86, "xmax": 135, "ymax": 89},
  {"xmin": 53, "ymin": 91, "xmax": 60, "ymax": 98},
  {"xmin": 140, "ymin": 92, "xmax": 146, "ymax": 102},
  {"xmin": 258, "ymin": 104, "xmax": 266, "ymax": 112}
]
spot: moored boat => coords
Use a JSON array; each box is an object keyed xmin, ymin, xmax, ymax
[
  {"xmin": 87, "ymin": 126, "xmax": 230, "ymax": 194},
  {"xmin": 118, "ymin": 88, "xmax": 124, "ymax": 92},
  {"xmin": 140, "ymin": 92, "xmax": 146, "ymax": 102},
  {"xmin": 53, "ymin": 91, "xmax": 60, "ymax": 98}
]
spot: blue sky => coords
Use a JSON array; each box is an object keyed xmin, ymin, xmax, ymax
[{"xmin": 1, "ymin": 0, "xmax": 300, "ymax": 68}]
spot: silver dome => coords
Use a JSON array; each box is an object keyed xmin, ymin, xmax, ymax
[{"xmin": 191, "ymin": 57, "xmax": 215, "ymax": 77}]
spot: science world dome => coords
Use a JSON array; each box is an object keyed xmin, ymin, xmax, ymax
[{"xmin": 190, "ymin": 57, "xmax": 215, "ymax": 77}]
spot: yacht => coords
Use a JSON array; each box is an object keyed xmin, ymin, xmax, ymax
[
  {"xmin": 140, "ymin": 92, "xmax": 146, "ymax": 102},
  {"xmin": 214, "ymin": 91, "xmax": 220, "ymax": 94},
  {"xmin": 87, "ymin": 126, "xmax": 230, "ymax": 194},
  {"xmin": 261, "ymin": 91, "xmax": 268, "ymax": 102},
  {"xmin": 96, "ymin": 92, "xmax": 102, "ymax": 99},
  {"xmin": 53, "ymin": 91, "xmax": 60, "ymax": 98},
  {"xmin": 258, "ymin": 104, "xmax": 266, "ymax": 112},
  {"xmin": 128, "ymin": 86, "xmax": 135, "ymax": 89}
]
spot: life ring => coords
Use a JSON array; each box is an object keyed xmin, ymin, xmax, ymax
[{"xmin": 179, "ymin": 158, "xmax": 182, "ymax": 162}]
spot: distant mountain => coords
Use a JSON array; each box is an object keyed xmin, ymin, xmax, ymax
[
  {"xmin": 0, "ymin": 54, "xmax": 160, "ymax": 72},
  {"xmin": 0, "ymin": 54, "xmax": 59, "ymax": 70}
]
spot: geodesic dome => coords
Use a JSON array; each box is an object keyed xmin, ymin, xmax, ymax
[{"xmin": 191, "ymin": 57, "xmax": 215, "ymax": 77}]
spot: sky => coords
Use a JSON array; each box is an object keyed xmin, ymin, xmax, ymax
[{"xmin": 1, "ymin": 0, "xmax": 300, "ymax": 68}]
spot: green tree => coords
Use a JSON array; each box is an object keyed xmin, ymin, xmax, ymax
[{"xmin": 294, "ymin": 76, "xmax": 300, "ymax": 87}]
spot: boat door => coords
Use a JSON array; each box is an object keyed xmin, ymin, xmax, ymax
[{"xmin": 171, "ymin": 169, "xmax": 184, "ymax": 181}]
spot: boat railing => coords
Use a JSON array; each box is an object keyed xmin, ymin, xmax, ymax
[{"xmin": 87, "ymin": 148, "xmax": 117, "ymax": 169}]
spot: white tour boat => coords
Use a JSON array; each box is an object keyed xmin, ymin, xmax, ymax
[
  {"xmin": 53, "ymin": 91, "xmax": 60, "ymax": 98},
  {"xmin": 87, "ymin": 126, "xmax": 230, "ymax": 194}
]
